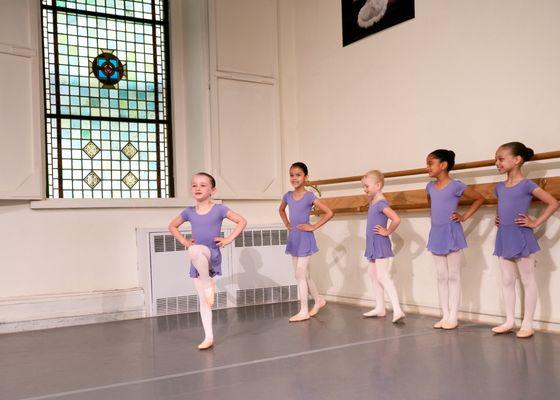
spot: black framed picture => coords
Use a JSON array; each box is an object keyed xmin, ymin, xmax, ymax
[{"xmin": 342, "ymin": 0, "xmax": 415, "ymax": 46}]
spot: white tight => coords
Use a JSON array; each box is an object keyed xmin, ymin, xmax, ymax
[
  {"xmin": 188, "ymin": 245, "xmax": 213, "ymax": 341},
  {"xmin": 188, "ymin": 245, "xmax": 212, "ymax": 284},
  {"xmin": 433, "ymin": 250, "xmax": 462, "ymax": 323},
  {"xmin": 292, "ymin": 256, "xmax": 319, "ymax": 314},
  {"xmin": 368, "ymin": 258, "xmax": 402, "ymax": 314},
  {"xmin": 498, "ymin": 255, "xmax": 537, "ymax": 330}
]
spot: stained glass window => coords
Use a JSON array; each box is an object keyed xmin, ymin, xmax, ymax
[{"xmin": 41, "ymin": 0, "xmax": 173, "ymax": 198}]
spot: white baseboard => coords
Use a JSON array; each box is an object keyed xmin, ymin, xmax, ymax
[
  {"xmin": 0, "ymin": 288, "xmax": 145, "ymax": 334},
  {"xmin": 323, "ymin": 293, "xmax": 560, "ymax": 334}
]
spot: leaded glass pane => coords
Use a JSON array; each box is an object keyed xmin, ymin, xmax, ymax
[
  {"xmin": 42, "ymin": 0, "xmax": 161, "ymax": 21},
  {"xmin": 41, "ymin": 0, "xmax": 173, "ymax": 198}
]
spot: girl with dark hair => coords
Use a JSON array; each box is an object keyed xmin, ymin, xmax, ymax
[
  {"xmin": 168, "ymin": 173, "xmax": 247, "ymax": 349},
  {"xmin": 492, "ymin": 142, "xmax": 558, "ymax": 338},
  {"xmin": 426, "ymin": 150, "xmax": 485, "ymax": 330},
  {"xmin": 279, "ymin": 162, "xmax": 334, "ymax": 322}
]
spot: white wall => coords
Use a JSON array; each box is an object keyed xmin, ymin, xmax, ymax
[
  {"xmin": 294, "ymin": 0, "xmax": 560, "ymax": 178},
  {"xmin": 292, "ymin": 0, "xmax": 560, "ymax": 328}
]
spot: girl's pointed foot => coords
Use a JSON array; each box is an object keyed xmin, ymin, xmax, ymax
[
  {"xmin": 442, "ymin": 320, "xmax": 458, "ymax": 330},
  {"xmin": 198, "ymin": 338, "xmax": 214, "ymax": 350},
  {"xmin": 392, "ymin": 311, "xmax": 405, "ymax": 323},
  {"xmin": 363, "ymin": 309, "xmax": 386, "ymax": 318},
  {"xmin": 491, "ymin": 324, "xmax": 514, "ymax": 334},
  {"xmin": 433, "ymin": 319, "xmax": 446, "ymax": 329},
  {"xmin": 516, "ymin": 328, "xmax": 534, "ymax": 339},
  {"xmin": 309, "ymin": 298, "xmax": 326, "ymax": 317},
  {"xmin": 289, "ymin": 313, "xmax": 310, "ymax": 322}
]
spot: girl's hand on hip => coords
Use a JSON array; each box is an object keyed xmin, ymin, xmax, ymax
[
  {"xmin": 373, "ymin": 225, "xmax": 389, "ymax": 236},
  {"xmin": 296, "ymin": 223, "xmax": 315, "ymax": 232},
  {"xmin": 450, "ymin": 211, "xmax": 464, "ymax": 222},
  {"xmin": 515, "ymin": 214, "xmax": 536, "ymax": 229},
  {"xmin": 214, "ymin": 237, "xmax": 232, "ymax": 248}
]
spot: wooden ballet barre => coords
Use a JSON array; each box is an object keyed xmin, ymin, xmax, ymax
[
  {"xmin": 307, "ymin": 150, "xmax": 560, "ymax": 187},
  {"xmin": 310, "ymin": 177, "xmax": 560, "ymax": 216}
]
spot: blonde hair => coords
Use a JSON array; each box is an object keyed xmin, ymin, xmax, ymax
[{"xmin": 362, "ymin": 170, "xmax": 385, "ymax": 188}]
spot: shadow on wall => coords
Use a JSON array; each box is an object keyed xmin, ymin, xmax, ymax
[
  {"xmin": 533, "ymin": 209, "xmax": 559, "ymax": 323},
  {"xmin": 460, "ymin": 209, "xmax": 494, "ymax": 316},
  {"xmin": 391, "ymin": 213, "xmax": 426, "ymax": 311},
  {"xmin": 313, "ymin": 216, "xmax": 368, "ymax": 301},
  {"xmin": 229, "ymin": 247, "xmax": 280, "ymax": 294}
]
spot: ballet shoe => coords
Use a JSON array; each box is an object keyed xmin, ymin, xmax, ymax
[
  {"xmin": 309, "ymin": 298, "xmax": 327, "ymax": 317},
  {"xmin": 289, "ymin": 313, "xmax": 310, "ymax": 322},
  {"xmin": 433, "ymin": 319, "xmax": 445, "ymax": 329},
  {"xmin": 442, "ymin": 320, "xmax": 458, "ymax": 330},
  {"xmin": 491, "ymin": 325, "xmax": 514, "ymax": 334},
  {"xmin": 363, "ymin": 309, "xmax": 386, "ymax": 318},
  {"xmin": 198, "ymin": 338, "xmax": 214, "ymax": 350},
  {"xmin": 392, "ymin": 311, "xmax": 405, "ymax": 324},
  {"xmin": 204, "ymin": 281, "xmax": 216, "ymax": 307},
  {"xmin": 516, "ymin": 328, "xmax": 535, "ymax": 339}
]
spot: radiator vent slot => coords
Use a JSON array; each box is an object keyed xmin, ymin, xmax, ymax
[
  {"xmin": 164, "ymin": 235, "xmax": 175, "ymax": 252},
  {"xmin": 156, "ymin": 292, "xmax": 227, "ymax": 316},
  {"xmin": 234, "ymin": 286, "xmax": 297, "ymax": 308},
  {"xmin": 177, "ymin": 296, "xmax": 189, "ymax": 314},
  {"xmin": 187, "ymin": 295, "xmax": 199, "ymax": 313},
  {"xmin": 153, "ymin": 232, "xmax": 213, "ymax": 253},
  {"xmin": 236, "ymin": 289, "xmax": 245, "ymax": 307},
  {"xmin": 290, "ymin": 284, "xmax": 298, "ymax": 301},
  {"xmin": 281, "ymin": 286, "xmax": 290, "ymax": 302},
  {"xmin": 255, "ymin": 288, "xmax": 264, "ymax": 305},
  {"xmin": 264, "ymin": 287, "xmax": 272, "ymax": 303},
  {"xmin": 245, "ymin": 289, "xmax": 255, "ymax": 306},
  {"xmin": 235, "ymin": 229, "xmax": 288, "ymax": 247},
  {"xmin": 154, "ymin": 235, "xmax": 164, "ymax": 253},
  {"xmin": 216, "ymin": 292, "xmax": 227, "ymax": 309}
]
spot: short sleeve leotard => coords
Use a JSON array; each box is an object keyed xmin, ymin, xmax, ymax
[
  {"xmin": 282, "ymin": 191, "xmax": 319, "ymax": 257},
  {"xmin": 180, "ymin": 204, "xmax": 229, "ymax": 278},
  {"xmin": 426, "ymin": 179, "xmax": 468, "ymax": 255},
  {"xmin": 364, "ymin": 199, "xmax": 394, "ymax": 260},
  {"xmin": 494, "ymin": 179, "xmax": 540, "ymax": 258}
]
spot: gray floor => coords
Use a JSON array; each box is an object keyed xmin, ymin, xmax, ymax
[{"xmin": 1, "ymin": 302, "xmax": 559, "ymax": 400}]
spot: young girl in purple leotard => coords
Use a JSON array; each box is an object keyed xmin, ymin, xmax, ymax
[
  {"xmin": 426, "ymin": 150, "xmax": 485, "ymax": 330},
  {"xmin": 492, "ymin": 142, "xmax": 558, "ymax": 338},
  {"xmin": 169, "ymin": 172, "xmax": 246, "ymax": 350},
  {"xmin": 279, "ymin": 162, "xmax": 334, "ymax": 322},
  {"xmin": 361, "ymin": 170, "xmax": 405, "ymax": 323}
]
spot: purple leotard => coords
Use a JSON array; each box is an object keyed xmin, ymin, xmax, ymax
[
  {"xmin": 365, "ymin": 199, "xmax": 394, "ymax": 260},
  {"xmin": 494, "ymin": 179, "xmax": 540, "ymax": 258},
  {"xmin": 282, "ymin": 191, "xmax": 319, "ymax": 257},
  {"xmin": 180, "ymin": 204, "xmax": 229, "ymax": 278},
  {"xmin": 426, "ymin": 180, "xmax": 468, "ymax": 255}
]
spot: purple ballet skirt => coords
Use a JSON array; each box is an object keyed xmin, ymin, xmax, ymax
[
  {"xmin": 179, "ymin": 204, "xmax": 229, "ymax": 278},
  {"xmin": 365, "ymin": 199, "xmax": 394, "ymax": 260},
  {"xmin": 426, "ymin": 180, "xmax": 468, "ymax": 256},
  {"xmin": 282, "ymin": 191, "xmax": 319, "ymax": 257},
  {"xmin": 494, "ymin": 179, "xmax": 540, "ymax": 258}
]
